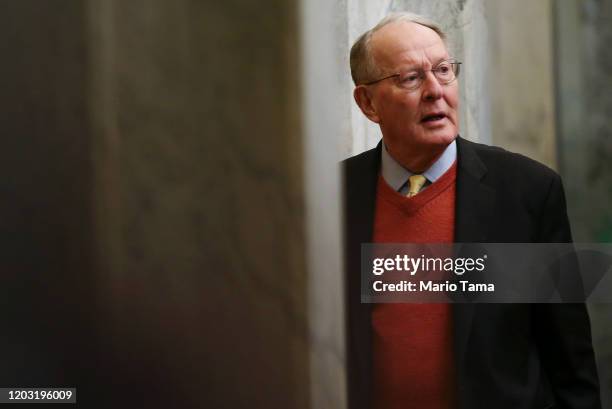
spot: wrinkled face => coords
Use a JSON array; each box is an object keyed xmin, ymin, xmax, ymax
[{"xmin": 359, "ymin": 21, "xmax": 459, "ymax": 164}]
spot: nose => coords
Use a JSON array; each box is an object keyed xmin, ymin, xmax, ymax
[{"xmin": 421, "ymin": 71, "xmax": 443, "ymax": 101}]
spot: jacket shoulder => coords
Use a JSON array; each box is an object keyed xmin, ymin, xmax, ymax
[
  {"xmin": 342, "ymin": 145, "xmax": 379, "ymax": 168},
  {"xmin": 341, "ymin": 144, "xmax": 381, "ymax": 183},
  {"xmin": 462, "ymin": 138, "xmax": 559, "ymax": 182}
]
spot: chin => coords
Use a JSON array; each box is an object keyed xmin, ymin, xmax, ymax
[{"xmin": 421, "ymin": 131, "xmax": 457, "ymax": 146}]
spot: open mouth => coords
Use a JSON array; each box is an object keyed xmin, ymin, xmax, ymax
[{"xmin": 421, "ymin": 113, "xmax": 446, "ymax": 123}]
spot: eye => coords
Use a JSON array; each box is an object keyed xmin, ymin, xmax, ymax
[
  {"xmin": 436, "ymin": 63, "xmax": 451, "ymax": 74},
  {"xmin": 398, "ymin": 71, "xmax": 420, "ymax": 85}
]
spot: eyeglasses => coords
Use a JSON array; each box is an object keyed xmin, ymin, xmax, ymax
[{"xmin": 362, "ymin": 59, "xmax": 462, "ymax": 91}]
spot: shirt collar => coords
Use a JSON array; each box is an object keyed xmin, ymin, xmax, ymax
[{"xmin": 381, "ymin": 139, "xmax": 457, "ymax": 191}]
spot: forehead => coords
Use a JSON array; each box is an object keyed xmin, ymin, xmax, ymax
[{"xmin": 370, "ymin": 20, "xmax": 448, "ymax": 70}]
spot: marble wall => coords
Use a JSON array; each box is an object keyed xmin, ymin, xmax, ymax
[
  {"xmin": 554, "ymin": 1, "xmax": 612, "ymax": 406},
  {"xmin": 485, "ymin": 0, "xmax": 557, "ymax": 169},
  {"xmin": 555, "ymin": 0, "xmax": 612, "ymax": 242},
  {"xmin": 301, "ymin": 0, "xmax": 347, "ymax": 407}
]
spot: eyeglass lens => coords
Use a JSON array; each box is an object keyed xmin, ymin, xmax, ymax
[{"xmin": 396, "ymin": 61, "xmax": 460, "ymax": 90}]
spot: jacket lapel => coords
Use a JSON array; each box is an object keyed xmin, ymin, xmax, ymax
[
  {"xmin": 455, "ymin": 136, "xmax": 495, "ymax": 244},
  {"xmin": 453, "ymin": 136, "xmax": 496, "ymax": 386}
]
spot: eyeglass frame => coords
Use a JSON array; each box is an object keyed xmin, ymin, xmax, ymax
[{"xmin": 360, "ymin": 58, "xmax": 462, "ymax": 90}]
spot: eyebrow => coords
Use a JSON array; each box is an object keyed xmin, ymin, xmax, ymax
[{"xmin": 398, "ymin": 57, "xmax": 450, "ymax": 71}]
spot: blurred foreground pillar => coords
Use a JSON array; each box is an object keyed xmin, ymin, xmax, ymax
[{"xmin": 87, "ymin": 0, "xmax": 346, "ymax": 408}]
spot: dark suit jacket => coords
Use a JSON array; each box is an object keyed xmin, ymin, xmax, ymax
[{"xmin": 343, "ymin": 136, "xmax": 601, "ymax": 409}]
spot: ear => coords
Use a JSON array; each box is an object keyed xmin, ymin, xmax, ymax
[{"xmin": 354, "ymin": 86, "xmax": 381, "ymax": 123}]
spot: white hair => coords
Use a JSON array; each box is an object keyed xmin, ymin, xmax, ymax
[{"xmin": 350, "ymin": 12, "xmax": 447, "ymax": 85}]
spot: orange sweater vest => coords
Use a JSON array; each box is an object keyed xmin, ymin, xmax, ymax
[{"xmin": 372, "ymin": 161, "xmax": 457, "ymax": 409}]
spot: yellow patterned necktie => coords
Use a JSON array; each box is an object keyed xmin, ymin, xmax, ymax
[{"xmin": 407, "ymin": 174, "xmax": 427, "ymax": 197}]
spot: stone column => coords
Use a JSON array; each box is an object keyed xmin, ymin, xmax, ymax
[
  {"xmin": 1, "ymin": 0, "xmax": 347, "ymax": 406},
  {"xmin": 302, "ymin": 0, "xmax": 348, "ymax": 407},
  {"xmin": 87, "ymin": 0, "xmax": 347, "ymax": 408},
  {"xmin": 486, "ymin": 0, "xmax": 557, "ymax": 169}
]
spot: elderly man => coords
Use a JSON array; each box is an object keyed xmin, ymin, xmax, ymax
[{"xmin": 343, "ymin": 12, "xmax": 601, "ymax": 409}]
